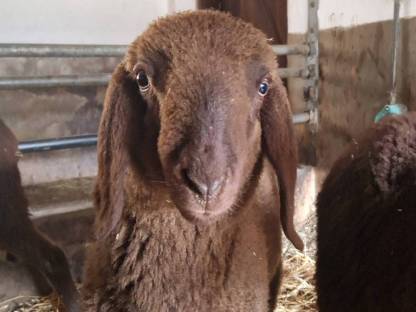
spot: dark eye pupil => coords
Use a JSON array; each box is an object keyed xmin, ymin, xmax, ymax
[
  {"xmin": 258, "ymin": 82, "xmax": 269, "ymax": 95},
  {"xmin": 136, "ymin": 72, "xmax": 149, "ymax": 90}
]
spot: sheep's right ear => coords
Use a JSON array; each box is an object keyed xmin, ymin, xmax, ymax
[
  {"xmin": 94, "ymin": 64, "xmax": 145, "ymax": 237},
  {"xmin": 260, "ymin": 76, "xmax": 304, "ymax": 251}
]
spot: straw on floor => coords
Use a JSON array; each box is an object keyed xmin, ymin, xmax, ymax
[{"xmin": 276, "ymin": 248, "xmax": 317, "ymax": 311}]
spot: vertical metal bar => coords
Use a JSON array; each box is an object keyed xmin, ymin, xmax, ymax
[
  {"xmin": 304, "ymin": 0, "xmax": 320, "ymax": 132},
  {"xmin": 271, "ymin": 44, "xmax": 310, "ymax": 56},
  {"xmin": 390, "ymin": 0, "xmax": 401, "ymax": 104}
]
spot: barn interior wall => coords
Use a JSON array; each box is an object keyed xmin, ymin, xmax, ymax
[
  {"xmin": 0, "ymin": 0, "xmax": 194, "ymax": 185},
  {"xmin": 288, "ymin": 0, "xmax": 416, "ymax": 169}
]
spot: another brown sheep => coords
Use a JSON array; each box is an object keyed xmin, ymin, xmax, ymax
[
  {"xmin": 316, "ymin": 113, "xmax": 416, "ymax": 312},
  {"xmin": 83, "ymin": 10, "xmax": 303, "ymax": 312},
  {"xmin": 0, "ymin": 119, "xmax": 80, "ymax": 312}
]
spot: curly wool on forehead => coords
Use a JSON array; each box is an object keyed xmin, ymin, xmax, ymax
[
  {"xmin": 125, "ymin": 10, "xmax": 275, "ymax": 71},
  {"xmin": 370, "ymin": 114, "xmax": 416, "ymax": 193}
]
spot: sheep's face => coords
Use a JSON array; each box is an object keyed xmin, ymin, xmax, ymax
[{"xmin": 125, "ymin": 11, "xmax": 280, "ymax": 223}]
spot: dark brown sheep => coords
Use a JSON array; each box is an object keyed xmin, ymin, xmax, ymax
[
  {"xmin": 82, "ymin": 10, "xmax": 303, "ymax": 312},
  {"xmin": 316, "ymin": 113, "xmax": 416, "ymax": 312},
  {"xmin": 0, "ymin": 119, "xmax": 80, "ymax": 312}
]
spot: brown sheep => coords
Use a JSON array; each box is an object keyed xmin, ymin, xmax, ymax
[
  {"xmin": 0, "ymin": 119, "xmax": 80, "ymax": 312},
  {"xmin": 316, "ymin": 113, "xmax": 416, "ymax": 312},
  {"xmin": 82, "ymin": 10, "xmax": 303, "ymax": 312}
]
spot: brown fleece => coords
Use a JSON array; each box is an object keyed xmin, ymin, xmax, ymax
[
  {"xmin": 316, "ymin": 113, "xmax": 416, "ymax": 312},
  {"xmin": 83, "ymin": 10, "xmax": 302, "ymax": 312},
  {"xmin": 0, "ymin": 119, "xmax": 80, "ymax": 312}
]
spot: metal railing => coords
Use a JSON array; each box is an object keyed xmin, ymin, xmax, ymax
[
  {"xmin": 0, "ymin": 67, "xmax": 310, "ymax": 90},
  {"xmin": 18, "ymin": 112, "xmax": 316, "ymax": 153},
  {"xmin": 0, "ymin": 43, "xmax": 309, "ymax": 58},
  {"xmin": 2, "ymin": 1, "xmax": 319, "ymax": 153},
  {"xmin": 0, "ymin": 74, "xmax": 112, "ymax": 89},
  {"xmin": 18, "ymin": 135, "xmax": 98, "ymax": 153},
  {"xmin": 304, "ymin": 0, "xmax": 320, "ymax": 132}
]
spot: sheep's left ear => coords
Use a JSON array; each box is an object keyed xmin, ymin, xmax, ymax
[{"xmin": 260, "ymin": 77, "xmax": 304, "ymax": 251}]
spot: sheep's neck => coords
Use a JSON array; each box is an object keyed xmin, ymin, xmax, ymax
[{"xmin": 109, "ymin": 169, "xmax": 251, "ymax": 305}]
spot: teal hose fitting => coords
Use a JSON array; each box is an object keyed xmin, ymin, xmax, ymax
[{"xmin": 374, "ymin": 103, "xmax": 408, "ymax": 123}]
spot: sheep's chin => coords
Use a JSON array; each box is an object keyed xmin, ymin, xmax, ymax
[
  {"xmin": 173, "ymin": 200, "xmax": 232, "ymax": 225},
  {"xmin": 178, "ymin": 209, "xmax": 225, "ymax": 225},
  {"xmin": 169, "ymin": 185, "xmax": 239, "ymax": 225}
]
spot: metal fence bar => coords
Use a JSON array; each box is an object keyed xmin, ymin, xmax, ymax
[
  {"xmin": 0, "ymin": 44, "xmax": 127, "ymax": 58},
  {"xmin": 18, "ymin": 135, "xmax": 97, "ymax": 153},
  {"xmin": 29, "ymin": 200, "xmax": 93, "ymax": 219},
  {"xmin": 279, "ymin": 67, "xmax": 309, "ymax": 79},
  {"xmin": 0, "ymin": 67, "xmax": 308, "ymax": 89},
  {"xmin": 293, "ymin": 112, "xmax": 310, "ymax": 124},
  {"xmin": 390, "ymin": 0, "xmax": 401, "ymax": 104},
  {"xmin": 272, "ymin": 44, "xmax": 310, "ymax": 56},
  {"xmin": 0, "ymin": 74, "xmax": 111, "ymax": 89},
  {"xmin": 18, "ymin": 112, "xmax": 310, "ymax": 153},
  {"xmin": 0, "ymin": 43, "xmax": 309, "ymax": 58}
]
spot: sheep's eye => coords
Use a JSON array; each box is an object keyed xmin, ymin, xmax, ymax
[
  {"xmin": 136, "ymin": 71, "xmax": 150, "ymax": 92},
  {"xmin": 258, "ymin": 81, "xmax": 269, "ymax": 96}
]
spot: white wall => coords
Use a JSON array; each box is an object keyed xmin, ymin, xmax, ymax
[
  {"xmin": 3, "ymin": 1, "xmax": 416, "ymax": 45},
  {"xmin": 289, "ymin": 0, "xmax": 416, "ymax": 34},
  {"xmin": 7, "ymin": 0, "xmax": 415, "ymax": 44},
  {"xmin": 0, "ymin": 0, "xmax": 196, "ymax": 45}
]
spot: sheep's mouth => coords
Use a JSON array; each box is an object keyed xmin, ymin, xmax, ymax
[
  {"xmin": 178, "ymin": 205, "xmax": 229, "ymax": 224},
  {"xmin": 180, "ymin": 189, "xmax": 231, "ymax": 220},
  {"xmin": 169, "ymin": 173, "xmax": 240, "ymax": 224}
]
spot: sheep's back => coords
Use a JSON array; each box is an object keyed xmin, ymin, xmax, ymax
[
  {"xmin": 0, "ymin": 119, "xmax": 29, "ymax": 249},
  {"xmin": 316, "ymin": 113, "xmax": 416, "ymax": 312}
]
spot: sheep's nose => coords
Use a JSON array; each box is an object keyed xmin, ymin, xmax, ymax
[{"xmin": 182, "ymin": 169, "xmax": 224, "ymax": 199}]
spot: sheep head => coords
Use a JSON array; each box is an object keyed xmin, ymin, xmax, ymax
[{"xmin": 99, "ymin": 10, "xmax": 303, "ymax": 250}]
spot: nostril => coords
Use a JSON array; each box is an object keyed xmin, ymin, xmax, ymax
[
  {"xmin": 181, "ymin": 169, "xmax": 225, "ymax": 199},
  {"xmin": 181, "ymin": 169, "xmax": 208, "ymax": 197},
  {"xmin": 210, "ymin": 178, "xmax": 224, "ymax": 196}
]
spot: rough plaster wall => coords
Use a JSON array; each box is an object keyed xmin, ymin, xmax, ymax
[
  {"xmin": 318, "ymin": 0, "xmax": 416, "ymax": 30},
  {"xmin": 289, "ymin": 0, "xmax": 416, "ymax": 33}
]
